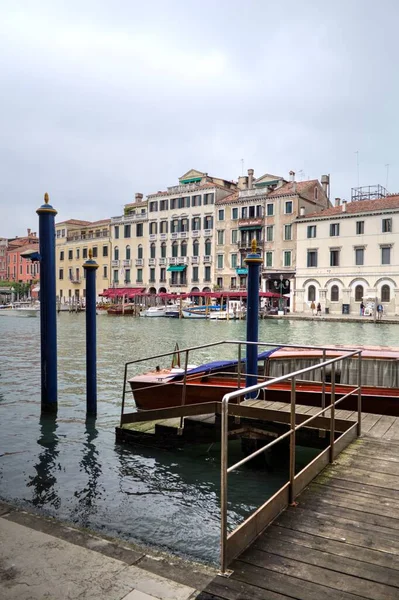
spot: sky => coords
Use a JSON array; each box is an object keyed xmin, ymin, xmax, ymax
[{"xmin": 1, "ymin": 0, "xmax": 398, "ymax": 237}]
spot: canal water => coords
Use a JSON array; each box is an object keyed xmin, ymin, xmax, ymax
[{"xmin": 0, "ymin": 314, "xmax": 395, "ymax": 564}]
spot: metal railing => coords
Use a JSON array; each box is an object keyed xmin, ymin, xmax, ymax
[{"xmin": 119, "ymin": 340, "xmax": 362, "ymax": 573}]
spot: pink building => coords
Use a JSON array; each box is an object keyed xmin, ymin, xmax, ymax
[{"xmin": 7, "ymin": 229, "xmax": 40, "ymax": 286}]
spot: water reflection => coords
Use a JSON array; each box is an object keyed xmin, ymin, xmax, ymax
[
  {"xmin": 73, "ymin": 418, "xmax": 103, "ymax": 525},
  {"xmin": 27, "ymin": 416, "xmax": 61, "ymax": 509}
]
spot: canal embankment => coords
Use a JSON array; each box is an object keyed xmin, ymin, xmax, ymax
[{"xmin": 0, "ymin": 499, "xmax": 215, "ymax": 600}]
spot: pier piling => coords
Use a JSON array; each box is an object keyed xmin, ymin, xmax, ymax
[
  {"xmin": 83, "ymin": 250, "xmax": 99, "ymax": 416},
  {"xmin": 244, "ymin": 239, "xmax": 263, "ymax": 397}
]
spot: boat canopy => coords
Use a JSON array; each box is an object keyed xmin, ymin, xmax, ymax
[
  {"xmin": 100, "ymin": 287, "xmax": 146, "ymax": 298},
  {"xmin": 170, "ymin": 347, "xmax": 280, "ymax": 379}
]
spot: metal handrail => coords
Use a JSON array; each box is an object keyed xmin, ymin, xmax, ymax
[{"xmin": 219, "ymin": 348, "xmax": 362, "ymax": 573}]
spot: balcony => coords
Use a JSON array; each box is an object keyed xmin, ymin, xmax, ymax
[
  {"xmin": 179, "ymin": 231, "xmax": 188, "ymax": 239},
  {"xmin": 69, "ymin": 277, "xmax": 81, "ymax": 284},
  {"xmin": 168, "ymin": 257, "xmax": 177, "ymax": 265},
  {"xmin": 122, "ymin": 259, "xmax": 131, "ymax": 267},
  {"xmin": 148, "ymin": 258, "xmax": 156, "ymax": 266},
  {"xmin": 135, "ymin": 259, "xmax": 144, "ymax": 267},
  {"xmin": 239, "ymin": 187, "xmax": 272, "ymax": 199},
  {"xmin": 66, "ymin": 231, "xmax": 109, "ymax": 242},
  {"xmin": 171, "ymin": 232, "xmax": 178, "ymax": 240},
  {"xmin": 204, "ymin": 229, "xmax": 213, "ymax": 236},
  {"xmin": 111, "ymin": 212, "xmax": 148, "ymax": 224},
  {"xmin": 203, "ymin": 255, "xmax": 212, "ymax": 263},
  {"xmin": 238, "ymin": 240, "xmax": 264, "ymax": 251},
  {"xmin": 169, "ymin": 279, "xmax": 188, "ymax": 287},
  {"xmin": 111, "ymin": 260, "xmax": 120, "ymax": 267},
  {"xmin": 177, "ymin": 256, "xmax": 189, "ymax": 265},
  {"xmin": 191, "ymin": 256, "xmax": 200, "ymax": 264},
  {"xmin": 159, "ymin": 257, "xmax": 166, "ymax": 265},
  {"xmin": 192, "ymin": 230, "xmax": 200, "ymax": 238},
  {"xmin": 149, "ymin": 234, "xmax": 157, "ymax": 241},
  {"xmin": 160, "ymin": 233, "xmax": 167, "ymax": 241}
]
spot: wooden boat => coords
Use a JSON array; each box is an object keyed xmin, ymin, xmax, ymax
[
  {"xmin": 107, "ymin": 303, "xmax": 136, "ymax": 316},
  {"xmin": 128, "ymin": 345, "xmax": 399, "ymax": 416}
]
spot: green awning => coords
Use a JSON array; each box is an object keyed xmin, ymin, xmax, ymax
[
  {"xmin": 238, "ymin": 225, "xmax": 262, "ymax": 230},
  {"xmin": 167, "ymin": 265, "xmax": 187, "ymax": 272},
  {"xmin": 180, "ymin": 177, "xmax": 202, "ymax": 184},
  {"xmin": 236, "ymin": 268, "xmax": 248, "ymax": 275}
]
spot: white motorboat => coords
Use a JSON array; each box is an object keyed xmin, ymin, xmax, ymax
[
  {"xmin": 140, "ymin": 305, "xmax": 168, "ymax": 317},
  {"xmin": 0, "ymin": 301, "xmax": 40, "ymax": 317}
]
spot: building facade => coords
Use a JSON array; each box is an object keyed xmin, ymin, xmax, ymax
[
  {"xmin": 295, "ymin": 195, "xmax": 399, "ymax": 315},
  {"xmin": 6, "ymin": 229, "xmax": 40, "ymax": 284},
  {"xmin": 0, "ymin": 238, "xmax": 8, "ymax": 280},
  {"xmin": 109, "ymin": 170, "xmax": 235, "ymax": 294},
  {"xmin": 55, "ymin": 219, "xmax": 111, "ymax": 303},
  {"xmin": 216, "ymin": 171, "xmax": 331, "ymax": 307}
]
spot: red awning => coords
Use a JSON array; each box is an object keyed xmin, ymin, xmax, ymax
[{"xmin": 100, "ymin": 287, "xmax": 146, "ymax": 298}]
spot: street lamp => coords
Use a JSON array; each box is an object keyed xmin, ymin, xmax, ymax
[{"xmin": 274, "ymin": 275, "xmax": 290, "ymax": 312}]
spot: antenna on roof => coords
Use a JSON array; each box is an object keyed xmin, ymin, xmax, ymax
[
  {"xmin": 385, "ymin": 164, "xmax": 390, "ymax": 191},
  {"xmin": 355, "ymin": 150, "xmax": 360, "ymax": 187},
  {"xmin": 241, "ymin": 158, "xmax": 244, "ymax": 176}
]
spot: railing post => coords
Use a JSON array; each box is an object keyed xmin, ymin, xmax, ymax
[
  {"xmin": 237, "ymin": 343, "xmax": 241, "ymax": 393},
  {"xmin": 357, "ymin": 352, "xmax": 362, "ymax": 436},
  {"xmin": 329, "ymin": 362, "xmax": 336, "ymax": 463},
  {"xmin": 289, "ymin": 377, "xmax": 296, "ymax": 505},
  {"xmin": 321, "ymin": 349, "xmax": 326, "ymax": 410},
  {"xmin": 220, "ymin": 398, "xmax": 228, "ymax": 574},
  {"xmin": 121, "ymin": 362, "xmax": 128, "ymax": 426},
  {"xmin": 179, "ymin": 350, "xmax": 190, "ymax": 431}
]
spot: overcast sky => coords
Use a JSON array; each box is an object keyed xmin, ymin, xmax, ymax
[{"xmin": 1, "ymin": 0, "xmax": 398, "ymax": 237}]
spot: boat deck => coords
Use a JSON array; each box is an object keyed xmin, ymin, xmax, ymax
[{"xmin": 197, "ymin": 434, "xmax": 399, "ymax": 600}]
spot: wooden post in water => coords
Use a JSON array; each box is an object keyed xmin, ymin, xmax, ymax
[
  {"xmin": 244, "ymin": 239, "xmax": 263, "ymax": 398},
  {"xmin": 83, "ymin": 250, "xmax": 99, "ymax": 417}
]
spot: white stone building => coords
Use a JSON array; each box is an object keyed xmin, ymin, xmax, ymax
[{"xmin": 295, "ymin": 195, "xmax": 399, "ymax": 315}]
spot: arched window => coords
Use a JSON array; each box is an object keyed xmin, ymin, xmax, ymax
[
  {"xmin": 331, "ymin": 285, "xmax": 339, "ymax": 302},
  {"xmin": 308, "ymin": 285, "xmax": 316, "ymax": 302},
  {"xmin": 205, "ymin": 238, "xmax": 212, "ymax": 256},
  {"xmin": 355, "ymin": 285, "xmax": 363, "ymax": 302},
  {"xmin": 150, "ymin": 243, "xmax": 156, "ymax": 259},
  {"xmin": 193, "ymin": 240, "xmax": 199, "ymax": 257},
  {"xmin": 181, "ymin": 241, "xmax": 187, "ymax": 257},
  {"xmin": 125, "ymin": 245, "xmax": 131, "ymax": 260},
  {"xmin": 381, "ymin": 284, "xmax": 390, "ymax": 302},
  {"xmin": 172, "ymin": 241, "xmax": 178, "ymax": 258},
  {"xmin": 114, "ymin": 247, "xmax": 119, "ymax": 260},
  {"xmin": 138, "ymin": 245, "xmax": 143, "ymax": 259},
  {"xmin": 161, "ymin": 242, "xmax": 166, "ymax": 258}
]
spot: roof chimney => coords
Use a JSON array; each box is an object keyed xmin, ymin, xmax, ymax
[
  {"xmin": 135, "ymin": 193, "xmax": 143, "ymax": 202},
  {"xmin": 289, "ymin": 170, "xmax": 295, "ymax": 182},
  {"xmin": 321, "ymin": 174, "xmax": 330, "ymax": 199},
  {"xmin": 27, "ymin": 228, "xmax": 31, "ymax": 236},
  {"xmin": 335, "ymin": 197, "xmax": 341, "ymax": 207},
  {"xmin": 247, "ymin": 169, "xmax": 254, "ymax": 189},
  {"xmin": 300, "ymin": 206, "xmax": 305, "ymax": 217},
  {"xmin": 342, "ymin": 200, "xmax": 347, "ymax": 212}
]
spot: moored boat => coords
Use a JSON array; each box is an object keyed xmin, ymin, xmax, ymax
[
  {"xmin": 128, "ymin": 344, "xmax": 399, "ymax": 416},
  {"xmin": 0, "ymin": 301, "xmax": 40, "ymax": 317}
]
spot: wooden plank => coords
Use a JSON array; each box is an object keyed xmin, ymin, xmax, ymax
[
  {"xmin": 325, "ymin": 464, "xmax": 399, "ymax": 492},
  {"xmin": 201, "ymin": 577, "xmax": 292, "ymax": 600},
  {"xmin": 334, "ymin": 454, "xmax": 399, "ymax": 477},
  {"xmin": 335, "ymin": 409, "xmax": 356, "ymax": 419},
  {"xmin": 308, "ymin": 482, "xmax": 399, "ymax": 510},
  {"xmin": 247, "ymin": 537, "xmax": 399, "ymax": 587},
  {"xmin": 275, "ymin": 507, "xmax": 399, "ymax": 554},
  {"xmin": 359, "ymin": 413, "xmax": 382, "ymax": 433},
  {"xmin": 367, "ymin": 415, "xmax": 397, "ymax": 438},
  {"xmin": 238, "ymin": 547, "xmax": 399, "ymax": 600},
  {"xmin": 300, "ymin": 484, "xmax": 399, "ymax": 520},
  {"xmin": 259, "ymin": 525, "xmax": 398, "ymax": 571},
  {"xmin": 383, "ymin": 419, "xmax": 399, "ymax": 440},
  {"xmin": 316, "ymin": 476, "xmax": 399, "ymax": 500},
  {"xmin": 121, "ymin": 401, "xmax": 218, "ymax": 424},
  {"xmin": 229, "ymin": 560, "xmax": 366, "ymax": 600}
]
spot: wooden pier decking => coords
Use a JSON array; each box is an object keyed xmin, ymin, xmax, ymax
[{"xmin": 196, "ymin": 431, "xmax": 399, "ymax": 600}]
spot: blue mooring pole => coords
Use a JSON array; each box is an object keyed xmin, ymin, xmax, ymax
[
  {"xmin": 36, "ymin": 193, "xmax": 58, "ymax": 414},
  {"xmin": 83, "ymin": 250, "xmax": 99, "ymax": 416},
  {"xmin": 244, "ymin": 239, "xmax": 263, "ymax": 398}
]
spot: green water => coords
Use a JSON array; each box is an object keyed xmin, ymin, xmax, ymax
[{"xmin": 0, "ymin": 314, "xmax": 394, "ymax": 563}]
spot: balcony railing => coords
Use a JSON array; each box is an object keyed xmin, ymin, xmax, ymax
[
  {"xmin": 238, "ymin": 240, "xmax": 264, "ymax": 250},
  {"xmin": 179, "ymin": 231, "xmax": 188, "ymax": 239},
  {"xmin": 171, "ymin": 232, "xmax": 178, "ymax": 239},
  {"xmin": 111, "ymin": 260, "xmax": 120, "ymax": 267},
  {"xmin": 191, "ymin": 256, "xmax": 200, "ymax": 264},
  {"xmin": 204, "ymin": 229, "xmax": 213, "ymax": 236},
  {"xmin": 135, "ymin": 259, "xmax": 144, "ymax": 266},
  {"xmin": 159, "ymin": 257, "xmax": 166, "ymax": 265},
  {"xmin": 66, "ymin": 231, "xmax": 109, "ymax": 242},
  {"xmin": 168, "ymin": 257, "xmax": 177, "ymax": 265},
  {"xmin": 149, "ymin": 234, "xmax": 157, "ymax": 241},
  {"xmin": 148, "ymin": 258, "xmax": 156, "ymax": 266},
  {"xmin": 160, "ymin": 233, "xmax": 167, "ymax": 241},
  {"xmin": 69, "ymin": 277, "xmax": 81, "ymax": 284},
  {"xmin": 203, "ymin": 255, "xmax": 212, "ymax": 263},
  {"xmin": 169, "ymin": 279, "xmax": 188, "ymax": 286},
  {"xmin": 177, "ymin": 256, "xmax": 189, "ymax": 265},
  {"xmin": 122, "ymin": 259, "xmax": 131, "ymax": 267},
  {"xmin": 239, "ymin": 187, "xmax": 272, "ymax": 198},
  {"xmin": 111, "ymin": 213, "xmax": 148, "ymax": 224},
  {"xmin": 192, "ymin": 230, "xmax": 200, "ymax": 238}
]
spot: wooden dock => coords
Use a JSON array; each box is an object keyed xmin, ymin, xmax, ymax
[{"xmin": 196, "ymin": 431, "xmax": 399, "ymax": 600}]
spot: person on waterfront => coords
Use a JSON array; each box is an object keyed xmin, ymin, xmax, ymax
[
  {"xmin": 360, "ymin": 301, "xmax": 365, "ymax": 316},
  {"xmin": 377, "ymin": 304, "xmax": 383, "ymax": 320},
  {"xmin": 310, "ymin": 300, "xmax": 316, "ymax": 316},
  {"xmin": 316, "ymin": 302, "xmax": 322, "ymax": 316}
]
